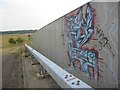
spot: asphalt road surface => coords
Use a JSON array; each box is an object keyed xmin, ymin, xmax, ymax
[
  {"xmin": 0, "ymin": 51, "xmax": 2, "ymax": 90},
  {"xmin": 2, "ymin": 52, "xmax": 21, "ymax": 88},
  {"xmin": 2, "ymin": 47, "xmax": 60, "ymax": 88}
]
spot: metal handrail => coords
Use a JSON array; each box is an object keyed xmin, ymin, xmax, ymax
[{"xmin": 25, "ymin": 44, "xmax": 94, "ymax": 89}]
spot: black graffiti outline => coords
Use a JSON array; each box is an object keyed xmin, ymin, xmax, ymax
[{"xmin": 96, "ymin": 27, "xmax": 115, "ymax": 57}]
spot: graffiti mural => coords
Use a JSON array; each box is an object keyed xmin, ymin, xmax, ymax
[{"xmin": 64, "ymin": 3, "xmax": 105, "ymax": 80}]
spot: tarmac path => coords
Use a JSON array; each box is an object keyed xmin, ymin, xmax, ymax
[
  {"xmin": 0, "ymin": 49, "xmax": 2, "ymax": 89},
  {"xmin": 1, "ymin": 46, "xmax": 60, "ymax": 88},
  {"xmin": 2, "ymin": 51, "xmax": 21, "ymax": 88}
]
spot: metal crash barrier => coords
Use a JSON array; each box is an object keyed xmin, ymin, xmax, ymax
[{"xmin": 25, "ymin": 44, "xmax": 94, "ymax": 89}]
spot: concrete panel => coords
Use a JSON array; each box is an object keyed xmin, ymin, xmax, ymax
[
  {"xmin": 55, "ymin": 17, "xmax": 65, "ymax": 68},
  {"xmin": 43, "ymin": 27, "xmax": 46, "ymax": 56},
  {"xmin": 40, "ymin": 29, "xmax": 44, "ymax": 55},
  {"xmin": 32, "ymin": 1, "xmax": 118, "ymax": 88},
  {"xmin": 38, "ymin": 30, "xmax": 42, "ymax": 53},
  {"xmin": 45, "ymin": 25, "xmax": 51, "ymax": 59},
  {"xmin": 33, "ymin": 32, "xmax": 39, "ymax": 50},
  {"xmin": 64, "ymin": 2, "xmax": 118, "ymax": 88},
  {"xmin": 49, "ymin": 22, "xmax": 56, "ymax": 61},
  {"xmin": 91, "ymin": 2, "xmax": 118, "ymax": 88}
]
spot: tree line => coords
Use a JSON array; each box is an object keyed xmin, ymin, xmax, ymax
[{"xmin": 1, "ymin": 30, "xmax": 38, "ymax": 35}]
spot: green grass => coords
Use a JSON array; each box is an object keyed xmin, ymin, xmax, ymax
[{"xmin": 2, "ymin": 34, "xmax": 32, "ymax": 49}]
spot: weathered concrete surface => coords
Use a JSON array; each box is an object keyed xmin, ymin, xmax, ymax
[
  {"xmin": 22, "ymin": 53, "xmax": 60, "ymax": 88},
  {"xmin": 32, "ymin": 1, "xmax": 119, "ymax": 88}
]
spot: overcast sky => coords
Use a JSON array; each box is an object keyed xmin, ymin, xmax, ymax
[{"xmin": 0, "ymin": 0, "xmax": 91, "ymax": 31}]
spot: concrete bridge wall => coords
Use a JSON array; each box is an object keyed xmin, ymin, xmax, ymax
[{"xmin": 32, "ymin": 1, "xmax": 119, "ymax": 88}]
